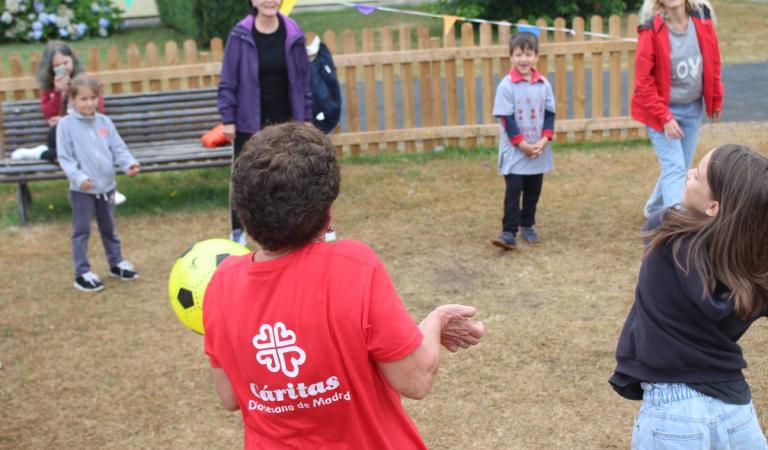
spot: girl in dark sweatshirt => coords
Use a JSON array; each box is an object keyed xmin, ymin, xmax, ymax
[{"xmin": 611, "ymin": 144, "xmax": 768, "ymax": 449}]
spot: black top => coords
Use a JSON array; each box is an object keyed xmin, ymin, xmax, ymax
[
  {"xmin": 253, "ymin": 17, "xmax": 292, "ymax": 127},
  {"xmin": 610, "ymin": 211, "xmax": 764, "ymax": 405}
]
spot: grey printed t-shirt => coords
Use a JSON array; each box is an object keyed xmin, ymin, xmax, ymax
[
  {"xmin": 492, "ymin": 72, "xmax": 555, "ymax": 175},
  {"xmin": 669, "ymin": 17, "xmax": 703, "ymax": 105}
]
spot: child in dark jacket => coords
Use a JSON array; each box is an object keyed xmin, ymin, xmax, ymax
[
  {"xmin": 610, "ymin": 144, "xmax": 768, "ymax": 449},
  {"xmin": 57, "ymin": 74, "xmax": 140, "ymax": 292}
]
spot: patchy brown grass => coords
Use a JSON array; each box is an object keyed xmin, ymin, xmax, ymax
[
  {"xmin": 712, "ymin": 0, "xmax": 768, "ymax": 64},
  {"xmin": 1, "ymin": 123, "xmax": 767, "ymax": 449}
]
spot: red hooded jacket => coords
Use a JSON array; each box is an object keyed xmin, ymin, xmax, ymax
[{"xmin": 631, "ymin": 7, "xmax": 723, "ymax": 132}]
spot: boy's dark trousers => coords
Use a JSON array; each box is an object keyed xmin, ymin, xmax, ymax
[
  {"xmin": 502, "ymin": 174, "xmax": 543, "ymax": 234},
  {"xmin": 70, "ymin": 190, "xmax": 123, "ymax": 276}
]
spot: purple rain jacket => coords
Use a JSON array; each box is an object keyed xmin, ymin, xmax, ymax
[{"xmin": 217, "ymin": 14, "xmax": 312, "ymax": 134}]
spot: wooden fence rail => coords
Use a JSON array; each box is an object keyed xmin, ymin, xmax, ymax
[{"xmin": 0, "ymin": 15, "xmax": 642, "ymax": 157}]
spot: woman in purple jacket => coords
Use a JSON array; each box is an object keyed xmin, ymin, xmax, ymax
[{"xmin": 218, "ymin": 0, "xmax": 312, "ymax": 245}]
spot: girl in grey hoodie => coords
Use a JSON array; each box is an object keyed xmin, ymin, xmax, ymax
[{"xmin": 57, "ymin": 74, "xmax": 140, "ymax": 292}]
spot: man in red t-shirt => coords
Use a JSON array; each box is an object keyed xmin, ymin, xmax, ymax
[{"xmin": 203, "ymin": 123, "xmax": 484, "ymax": 449}]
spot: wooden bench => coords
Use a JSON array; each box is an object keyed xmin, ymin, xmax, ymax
[{"xmin": 0, "ymin": 88, "xmax": 231, "ymax": 224}]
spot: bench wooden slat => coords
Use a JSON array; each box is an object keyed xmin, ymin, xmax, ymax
[{"xmin": 1, "ymin": 87, "xmax": 234, "ymax": 224}]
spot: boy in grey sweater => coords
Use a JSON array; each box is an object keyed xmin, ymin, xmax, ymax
[{"xmin": 57, "ymin": 74, "xmax": 140, "ymax": 292}]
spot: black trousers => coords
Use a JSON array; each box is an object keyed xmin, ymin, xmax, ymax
[
  {"xmin": 502, "ymin": 173, "xmax": 543, "ymax": 234},
  {"xmin": 40, "ymin": 126, "xmax": 58, "ymax": 162},
  {"xmin": 230, "ymin": 131, "xmax": 255, "ymax": 232}
]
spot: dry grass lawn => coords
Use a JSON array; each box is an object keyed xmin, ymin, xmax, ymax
[
  {"xmin": 713, "ymin": 0, "xmax": 768, "ymax": 64},
  {"xmin": 1, "ymin": 122, "xmax": 767, "ymax": 449}
]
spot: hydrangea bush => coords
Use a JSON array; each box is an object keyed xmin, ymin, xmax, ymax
[{"xmin": 0, "ymin": 0, "xmax": 123, "ymax": 42}]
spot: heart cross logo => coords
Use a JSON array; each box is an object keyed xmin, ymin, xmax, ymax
[{"xmin": 252, "ymin": 322, "xmax": 306, "ymax": 378}]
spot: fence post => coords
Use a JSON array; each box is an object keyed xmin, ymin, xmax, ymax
[
  {"xmin": 343, "ymin": 29, "xmax": 361, "ymax": 156},
  {"xmin": 107, "ymin": 46, "xmax": 123, "ymax": 94},
  {"xmin": 166, "ymin": 41, "xmax": 181, "ymax": 91},
  {"xmin": 479, "ymin": 23, "xmax": 494, "ymax": 147},
  {"xmin": 590, "ymin": 15, "xmax": 604, "ymax": 141},
  {"xmin": 145, "ymin": 42, "xmax": 161, "ymax": 91},
  {"xmin": 535, "ymin": 19, "xmax": 549, "ymax": 76},
  {"xmin": 184, "ymin": 40, "xmax": 200, "ymax": 89},
  {"xmin": 28, "ymin": 51, "xmax": 40, "ymax": 99},
  {"xmin": 127, "ymin": 44, "xmax": 142, "ymax": 93},
  {"xmin": 461, "ymin": 23, "xmax": 477, "ymax": 148},
  {"xmin": 554, "ymin": 17, "xmax": 568, "ymax": 143},
  {"xmin": 380, "ymin": 27, "xmax": 398, "ymax": 153},
  {"xmin": 417, "ymin": 26, "xmax": 434, "ymax": 151},
  {"xmin": 399, "ymin": 26, "xmax": 415, "ymax": 152},
  {"xmin": 444, "ymin": 26, "xmax": 459, "ymax": 148},
  {"xmin": 10, "ymin": 54, "xmax": 25, "ymax": 100},
  {"xmin": 498, "ymin": 22, "xmax": 511, "ymax": 76},
  {"xmin": 362, "ymin": 28, "xmax": 379, "ymax": 154},
  {"xmin": 572, "ymin": 17, "xmax": 586, "ymax": 142},
  {"xmin": 609, "ymin": 15, "xmax": 622, "ymax": 139},
  {"xmin": 627, "ymin": 14, "xmax": 639, "ymax": 139},
  {"xmin": 430, "ymin": 37, "xmax": 443, "ymax": 148}
]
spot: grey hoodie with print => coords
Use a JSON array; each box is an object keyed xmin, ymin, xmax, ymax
[{"xmin": 57, "ymin": 111, "xmax": 138, "ymax": 195}]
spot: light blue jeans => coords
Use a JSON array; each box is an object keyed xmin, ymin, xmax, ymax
[
  {"xmin": 644, "ymin": 99, "xmax": 704, "ymax": 217},
  {"xmin": 632, "ymin": 383, "xmax": 768, "ymax": 450}
]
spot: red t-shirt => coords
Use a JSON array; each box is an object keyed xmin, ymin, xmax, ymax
[{"xmin": 203, "ymin": 240, "xmax": 427, "ymax": 449}]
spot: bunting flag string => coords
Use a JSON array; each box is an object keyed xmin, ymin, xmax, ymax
[{"xmin": 327, "ymin": 2, "xmax": 638, "ymax": 42}]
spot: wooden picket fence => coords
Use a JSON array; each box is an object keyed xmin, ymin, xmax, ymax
[{"xmin": 0, "ymin": 15, "xmax": 643, "ymax": 157}]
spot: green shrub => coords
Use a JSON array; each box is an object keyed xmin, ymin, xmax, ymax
[
  {"xmin": 434, "ymin": 0, "xmax": 634, "ymax": 23},
  {"xmin": 155, "ymin": 0, "xmax": 249, "ymax": 46},
  {"xmin": 0, "ymin": 0, "xmax": 123, "ymax": 43}
]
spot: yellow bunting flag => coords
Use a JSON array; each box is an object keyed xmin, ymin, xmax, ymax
[
  {"xmin": 443, "ymin": 15, "xmax": 461, "ymax": 35},
  {"xmin": 280, "ymin": 0, "xmax": 298, "ymax": 15}
]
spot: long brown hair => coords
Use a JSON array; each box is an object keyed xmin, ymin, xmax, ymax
[{"xmin": 646, "ymin": 144, "xmax": 768, "ymax": 318}]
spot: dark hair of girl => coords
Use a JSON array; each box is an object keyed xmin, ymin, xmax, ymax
[
  {"xmin": 646, "ymin": 144, "xmax": 768, "ymax": 318},
  {"xmin": 36, "ymin": 41, "xmax": 84, "ymax": 90}
]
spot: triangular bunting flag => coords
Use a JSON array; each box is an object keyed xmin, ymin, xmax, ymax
[
  {"xmin": 280, "ymin": 0, "xmax": 298, "ymax": 15},
  {"xmin": 516, "ymin": 23, "xmax": 541, "ymax": 38},
  {"xmin": 355, "ymin": 4, "xmax": 377, "ymax": 15},
  {"xmin": 443, "ymin": 15, "xmax": 460, "ymax": 35}
]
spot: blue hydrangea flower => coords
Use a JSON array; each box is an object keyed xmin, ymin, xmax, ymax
[
  {"xmin": 32, "ymin": 21, "xmax": 43, "ymax": 32},
  {"xmin": 59, "ymin": 27, "xmax": 69, "ymax": 37},
  {"xmin": 75, "ymin": 22, "xmax": 87, "ymax": 36},
  {"xmin": 33, "ymin": 1, "xmax": 44, "ymax": 13},
  {"xmin": 98, "ymin": 17, "xmax": 109, "ymax": 28},
  {"xmin": 38, "ymin": 12, "xmax": 49, "ymax": 24}
]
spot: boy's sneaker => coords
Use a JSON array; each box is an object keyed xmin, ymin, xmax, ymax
[
  {"xmin": 521, "ymin": 227, "xmax": 540, "ymax": 244},
  {"xmin": 109, "ymin": 260, "xmax": 139, "ymax": 280},
  {"xmin": 74, "ymin": 271, "xmax": 104, "ymax": 292},
  {"xmin": 229, "ymin": 228, "xmax": 247, "ymax": 246},
  {"xmin": 491, "ymin": 232, "xmax": 517, "ymax": 250}
]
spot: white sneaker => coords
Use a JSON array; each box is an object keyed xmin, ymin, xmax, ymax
[
  {"xmin": 114, "ymin": 191, "xmax": 127, "ymax": 205},
  {"xmin": 11, "ymin": 145, "xmax": 47, "ymax": 160},
  {"xmin": 74, "ymin": 271, "xmax": 105, "ymax": 292},
  {"xmin": 229, "ymin": 228, "xmax": 247, "ymax": 246}
]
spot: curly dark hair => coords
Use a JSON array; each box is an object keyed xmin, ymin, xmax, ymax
[{"xmin": 232, "ymin": 123, "xmax": 340, "ymax": 251}]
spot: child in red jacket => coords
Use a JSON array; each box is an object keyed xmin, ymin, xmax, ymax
[{"xmin": 631, "ymin": 0, "xmax": 723, "ymax": 219}]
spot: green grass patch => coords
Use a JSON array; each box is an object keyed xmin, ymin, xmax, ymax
[
  {"xmin": 0, "ymin": 139, "xmax": 648, "ymax": 227},
  {"xmin": 1, "ymin": 167, "xmax": 229, "ymax": 227}
]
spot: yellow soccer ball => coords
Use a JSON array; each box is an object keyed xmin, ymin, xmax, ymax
[{"xmin": 168, "ymin": 239, "xmax": 250, "ymax": 334}]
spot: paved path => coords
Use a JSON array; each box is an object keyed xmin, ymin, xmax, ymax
[{"xmin": 341, "ymin": 62, "xmax": 768, "ymax": 132}]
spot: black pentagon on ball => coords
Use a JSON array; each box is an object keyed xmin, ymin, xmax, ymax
[
  {"xmin": 216, "ymin": 253, "xmax": 231, "ymax": 267},
  {"xmin": 177, "ymin": 288, "xmax": 195, "ymax": 309}
]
